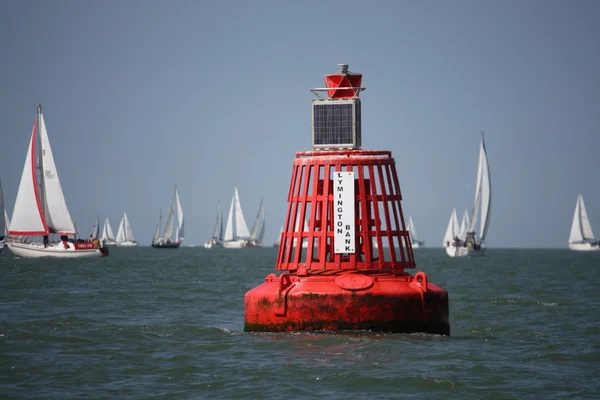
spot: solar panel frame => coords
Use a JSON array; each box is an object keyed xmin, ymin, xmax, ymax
[{"xmin": 311, "ymin": 99, "xmax": 361, "ymax": 150}]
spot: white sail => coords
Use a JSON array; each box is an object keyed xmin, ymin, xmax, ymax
[
  {"xmin": 175, "ymin": 188, "xmax": 184, "ymax": 239},
  {"xmin": 39, "ymin": 113, "xmax": 76, "ymax": 235},
  {"xmin": 102, "ymin": 217, "xmax": 115, "ymax": 241},
  {"xmin": 233, "ymin": 187, "xmax": 250, "ymax": 238},
  {"xmin": 274, "ymin": 224, "xmax": 283, "ymax": 246},
  {"xmin": 90, "ymin": 215, "xmax": 100, "ymax": 239},
  {"xmin": 115, "ymin": 218, "xmax": 125, "ymax": 243},
  {"xmin": 211, "ymin": 202, "xmax": 223, "ymax": 241},
  {"xmin": 223, "ymin": 195, "xmax": 236, "ymax": 241},
  {"xmin": 123, "ymin": 212, "xmax": 136, "ymax": 241},
  {"xmin": 569, "ymin": 194, "xmax": 595, "ymax": 242},
  {"xmin": 4, "ymin": 209, "xmax": 9, "ymax": 236},
  {"xmin": 163, "ymin": 203, "xmax": 176, "ymax": 241},
  {"xmin": 250, "ymin": 199, "xmax": 264, "ymax": 241},
  {"xmin": 153, "ymin": 210, "xmax": 162, "ymax": 242},
  {"xmin": 407, "ymin": 216, "xmax": 418, "ymax": 243},
  {"xmin": 578, "ymin": 194, "xmax": 594, "ymax": 240},
  {"xmin": 468, "ymin": 133, "xmax": 492, "ymax": 241},
  {"xmin": 458, "ymin": 209, "xmax": 470, "ymax": 240},
  {"xmin": 258, "ymin": 218, "xmax": 266, "ymax": 243},
  {"xmin": 0, "ymin": 179, "xmax": 5, "ymax": 238},
  {"xmin": 443, "ymin": 208, "xmax": 459, "ymax": 246}
]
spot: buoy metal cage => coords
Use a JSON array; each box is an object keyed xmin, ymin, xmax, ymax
[{"xmin": 276, "ymin": 149, "xmax": 416, "ymax": 274}]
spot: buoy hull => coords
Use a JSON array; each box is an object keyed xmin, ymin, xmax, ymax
[{"xmin": 244, "ymin": 272, "xmax": 449, "ymax": 335}]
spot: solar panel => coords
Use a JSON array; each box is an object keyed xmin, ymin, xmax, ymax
[{"xmin": 311, "ymin": 99, "xmax": 361, "ymax": 149}]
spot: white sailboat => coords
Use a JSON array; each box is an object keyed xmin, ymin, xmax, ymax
[
  {"xmin": 222, "ymin": 186, "xmax": 251, "ymax": 248},
  {"xmin": 568, "ymin": 194, "xmax": 599, "ymax": 251},
  {"xmin": 152, "ymin": 185, "xmax": 184, "ymax": 249},
  {"xmin": 273, "ymin": 224, "xmax": 283, "ymax": 247},
  {"xmin": 7, "ymin": 105, "xmax": 109, "ymax": 258},
  {"xmin": 115, "ymin": 212, "xmax": 138, "ymax": 247},
  {"xmin": 0, "ymin": 179, "xmax": 5, "ymax": 253},
  {"xmin": 294, "ymin": 216, "xmax": 310, "ymax": 249},
  {"xmin": 445, "ymin": 133, "xmax": 491, "ymax": 257},
  {"xmin": 101, "ymin": 217, "xmax": 117, "ymax": 246},
  {"xmin": 407, "ymin": 216, "xmax": 426, "ymax": 248},
  {"xmin": 248, "ymin": 199, "xmax": 265, "ymax": 247},
  {"xmin": 204, "ymin": 202, "xmax": 223, "ymax": 249}
]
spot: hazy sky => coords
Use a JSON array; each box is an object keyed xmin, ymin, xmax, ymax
[{"xmin": 1, "ymin": 0, "xmax": 599, "ymax": 248}]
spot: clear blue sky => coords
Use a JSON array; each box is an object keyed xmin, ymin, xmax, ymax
[{"xmin": 1, "ymin": 0, "xmax": 599, "ymax": 248}]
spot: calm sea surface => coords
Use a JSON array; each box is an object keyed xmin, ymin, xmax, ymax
[{"xmin": 1, "ymin": 247, "xmax": 599, "ymax": 399}]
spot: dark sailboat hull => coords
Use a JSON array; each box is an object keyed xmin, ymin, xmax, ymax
[{"xmin": 151, "ymin": 241, "xmax": 181, "ymax": 249}]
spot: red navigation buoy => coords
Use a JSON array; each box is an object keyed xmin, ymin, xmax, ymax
[{"xmin": 244, "ymin": 64, "xmax": 450, "ymax": 335}]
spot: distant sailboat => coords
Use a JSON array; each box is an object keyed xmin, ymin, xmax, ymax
[
  {"xmin": 248, "ymin": 199, "xmax": 265, "ymax": 247},
  {"xmin": 407, "ymin": 216, "xmax": 425, "ymax": 248},
  {"xmin": 101, "ymin": 217, "xmax": 117, "ymax": 246},
  {"xmin": 222, "ymin": 186, "xmax": 251, "ymax": 248},
  {"xmin": 7, "ymin": 105, "xmax": 108, "ymax": 258},
  {"xmin": 294, "ymin": 217, "xmax": 309, "ymax": 249},
  {"xmin": 445, "ymin": 133, "xmax": 491, "ymax": 257},
  {"xmin": 0, "ymin": 179, "xmax": 5, "ymax": 253},
  {"xmin": 115, "ymin": 212, "xmax": 138, "ymax": 247},
  {"xmin": 568, "ymin": 194, "xmax": 599, "ymax": 251},
  {"xmin": 152, "ymin": 185, "xmax": 184, "ymax": 249},
  {"xmin": 273, "ymin": 224, "xmax": 283, "ymax": 247},
  {"xmin": 204, "ymin": 202, "xmax": 223, "ymax": 249},
  {"xmin": 89, "ymin": 215, "xmax": 100, "ymax": 241}
]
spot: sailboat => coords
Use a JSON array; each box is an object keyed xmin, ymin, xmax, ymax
[
  {"xmin": 248, "ymin": 199, "xmax": 265, "ymax": 247},
  {"xmin": 273, "ymin": 224, "xmax": 283, "ymax": 247},
  {"xmin": 0, "ymin": 179, "xmax": 5, "ymax": 254},
  {"xmin": 204, "ymin": 202, "xmax": 223, "ymax": 249},
  {"xmin": 101, "ymin": 217, "xmax": 117, "ymax": 246},
  {"xmin": 7, "ymin": 105, "xmax": 108, "ymax": 257},
  {"xmin": 115, "ymin": 212, "xmax": 138, "ymax": 247},
  {"xmin": 222, "ymin": 186, "xmax": 251, "ymax": 248},
  {"xmin": 294, "ymin": 217, "xmax": 310, "ymax": 249},
  {"xmin": 407, "ymin": 216, "xmax": 426, "ymax": 248},
  {"xmin": 568, "ymin": 194, "xmax": 599, "ymax": 251},
  {"xmin": 88, "ymin": 215, "xmax": 100, "ymax": 242},
  {"xmin": 445, "ymin": 133, "xmax": 491, "ymax": 257},
  {"xmin": 152, "ymin": 185, "xmax": 185, "ymax": 249}
]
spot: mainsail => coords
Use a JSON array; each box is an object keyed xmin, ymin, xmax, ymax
[
  {"xmin": 153, "ymin": 210, "xmax": 162, "ymax": 242},
  {"xmin": 468, "ymin": 133, "xmax": 492, "ymax": 242},
  {"xmin": 407, "ymin": 216, "xmax": 419, "ymax": 243},
  {"xmin": 116, "ymin": 212, "xmax": 136, "ymax": 242},
  {"xmin": 211, "ymin": 202, "xmax": 223, "ymax": 241},
  {"xmin": 157, "ymin": 185, "xmax": 184, "ymax": 242},
  {"xmin": 249, "ymin": 199, "xmax": 265, "ymax": 242},
  {"xmin": 443, "ymin": 208, "xmax": 460, "ymax": 246},
  {"xmin": 223, "ymin": 186, "xmax": 250, "ymax": 241},
  {"xmin": 90, "ymin": 215, "xmax": 100, "ymax": 240},
  {"xmin": 569, "ymin": 194, "xmax": 595, "ymax": 242},
  {"xmin": 101, "ymin": 217, "xmax": 115, "ymax": 241},
  {"xmin": 175, "ymin": 188, "xmax": 184, "ymax": 239}
]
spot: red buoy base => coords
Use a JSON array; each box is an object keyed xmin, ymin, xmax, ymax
[{"xmin": 244, "ymin": 271, "xmax": 450, "ymax": 335}]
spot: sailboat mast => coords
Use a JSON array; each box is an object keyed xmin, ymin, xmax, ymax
[{"xmin": 36, "ymin": 104, "xmax": 46, "ymax": 224}]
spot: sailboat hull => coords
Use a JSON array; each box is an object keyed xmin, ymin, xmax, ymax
[
  {"xmin": 222, "ymin": 240, "xmax": 248, "ymax": 248},
  {"xmin": 568, "ymin": 242, "xmax": 600, "ymax": 251},
  {"xmin": 411, "ymin": 241, "xmax": 426, "ymax": 249},
  {"xmin": 445, "ymin": 245, "xmax": 470, "ymax": 257},
  {"xmin": 7, "ymin": 241, "xmax": 109, "ymax": 258},
  {"xmin": 116, "ymin": 241, "xmax": 138, "ymax": 247},
  {"xmin": 151, "ymin": 240, "xmax": 181, "ymax": 249}
]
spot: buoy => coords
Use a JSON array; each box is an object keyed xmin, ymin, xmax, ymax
[{"xmin": 244, "ymin": 64, "xmax": 450, "ymax": 335}]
